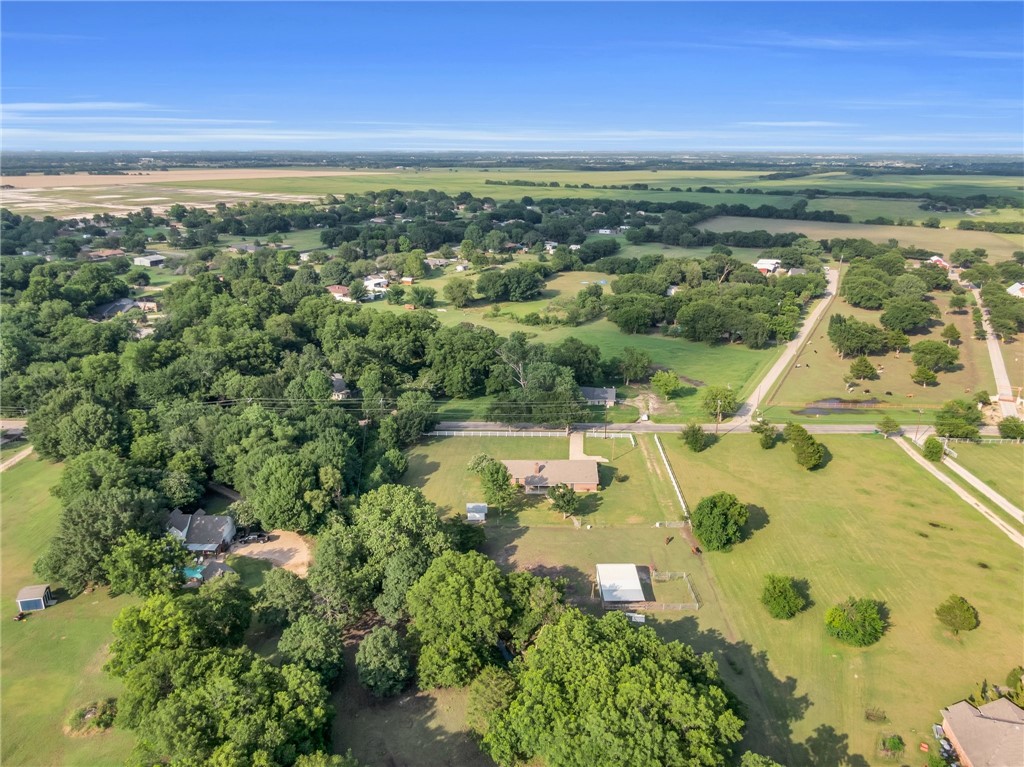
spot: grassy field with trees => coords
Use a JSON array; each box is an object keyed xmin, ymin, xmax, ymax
[
  {"xmin": 0, "ymin": 458, "xmax": 137, "ymax": 767},
  {"xmin": 946, "ymin": 443, "xmax": 1024, "ymax": 509}
]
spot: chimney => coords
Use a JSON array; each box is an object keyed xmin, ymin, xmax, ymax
[{"xmin": 534, "ymin": 462, "xmax": 540, "ymax": 474}]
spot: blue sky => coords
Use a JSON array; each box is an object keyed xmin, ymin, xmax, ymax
[{"xmin": 2, "ymin": 1, "xmax": 1022, "ymax": 152}]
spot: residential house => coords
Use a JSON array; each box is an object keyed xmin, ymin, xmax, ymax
[
  {"xmin": 787, "ymin": 267, "xmax": 808, "ymax": 276},
  {"xmin": 92, "ymin": 298, "xmax": 158, "ymax": 319},
  {"xmin": 363, "ymin": 274, "xmax": 389, "ymax": 294},
  {"xmin": 544, "ymin": 240, "xmax": 559, "ymax": 253},
  {"xmin": 754, "ymin": 258, "xmax": 782, "ymax": 275},
  {"xmin": 167, "ymin": 508, "xmax": 236, "ymax": 554},
  {"xmin": 1007, "ymin": 282, "xmax": 1024, "ymax": 299},
  {"xmin": 929, "ymin": 255, "xmax": 951, "ymax": 270},
  {"xmin": 133, "ymin": 254, "xmax": 165, "ymax": 267},
  {"xmin": 940, "ymin": 698, "xmax": 1024, "ymax": 767},
  {"xmin": 501, "ymin": 459, "xmax": 600, "ymax": 493},
  {"xmin": 91, "ymin": 248, "xmax": 125, "ymax": 259},
  {"xmin": 327, "ymin": 285, "xmax": 355, "ymax": 303},
  {"xmin": 401, "ymin": 276, "xmax": 415, "ymax": 285},
  {"xmin": 597, "ymin": 228, "xmax": 617, "ymax": 235},
  {"xmin": 580, "ymin": 386, "xmax": 617, "ymax": 408},
  {"xmin": 330, "ymin": 373, "xmax": 350, "ymax": 400}
]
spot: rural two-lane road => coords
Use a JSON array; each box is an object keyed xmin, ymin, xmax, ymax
[{"xmin": 973, "ymin": 288, "xmax": 1019, "ymax": 418}]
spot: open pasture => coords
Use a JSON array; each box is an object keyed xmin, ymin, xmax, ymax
[
  {"xmin": 765, "ymin": 291, "xmax": 997, "ymax": 424},
  {"xmin": 653, "ymin": 434, "xmax": 1024, "ymax": 764},
  {"xmin": 0, "ymin": 457, "xmax": 136, "ymax": 767},
  {"xmin": 947, "ymin": 442, "xmax": 1024, "ymax": 509},
  {"xmin": 702, "ymin": 215, "xmax": 1024, "ymax": 261}
]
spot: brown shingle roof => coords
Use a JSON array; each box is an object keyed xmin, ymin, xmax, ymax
[
  {"xmin": 942, "ymin": 698, "xmax": 1024, "ymax": 767},
  {"xmin": 501, "ymin": 459, "xmax": 599, "ymax": 488}
]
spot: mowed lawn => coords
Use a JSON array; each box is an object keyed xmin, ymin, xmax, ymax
[
  {"xmin": 948, "ymin": 443, "xmax": 1024, "ymax": 509},
  {"xmin": 404, "ymin": 435, "xmax": 677, "ymax": 527},
  {"xmin": 0, "ymin": 457, "xmax": 136, "ymax": 767},
  {"xmin": 701, "ymin": 215, "xmax": 1024, "ymax": 262},
  {"xmin": 766, "ymin": 289, "xmax": 996, "ymax": 425},
  {"xmin": 655, "ymin": 434, "xmax": 1024, "ymax": 764}
]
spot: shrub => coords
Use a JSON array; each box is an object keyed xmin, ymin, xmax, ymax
[
  {"xmin": 824, "ymin": 597, "xmax": 885, "ymax": 646},
  {"xmin": 65, "ymin": 698, "xmax": 117, "ymax": 734},
  {"xmin": 998, "ymin": 416, "xmax": 1024, "ymax": 441},
  {"xmin": 935, "ymin": 594, "xmax": 979, "ymax": 635},
  {"xmin": 691, "ymin": 492, "xmax": 749, "ymax": 551},
  {"xmin": 782, "ymin": 423, "xmax": 825, "ymax": 470},
  {"xmin": 760, "ymin": 575, "xmax": 806, "ymax": 619},
  {"xmin": 849, "ymin": 356, "xmax": 878, "ymax": 380},
  {"xmin": 682, "ymin": 422, "xmax": 707, "ymax": 453},
  {"xmin": 922, "ymin": 436, "xmax": 944, "ymax": 461}
]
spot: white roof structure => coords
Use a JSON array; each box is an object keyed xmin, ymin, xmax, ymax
[{"xmin": 595, "ymin": 564, "xmax": 644, "ymax": 602}]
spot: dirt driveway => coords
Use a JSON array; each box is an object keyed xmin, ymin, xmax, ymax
[{"xmin": 231, "ymin": 530, "xmax": 313, "ymax": 577}]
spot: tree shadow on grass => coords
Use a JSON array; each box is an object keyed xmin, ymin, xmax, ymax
[
  {"xmin": 403, "ymin": 455, "xmax": 440, "ymax": 489},
  {"xmin": 655, "ymin": 615, "xmax": 869, "ymax": 766},
  {"xmin": 793, "ymin": 578, "xmax": 815, "ymax": 610},
  {"xmin": 743, "ymin": 505, "xmax": 770, "ymax": 541},
  {"xmin": 813, "ymin": 445, "xmax": 834, "ymax": 471},
  {"xmin": 576, "ymin": 493, "xmax": 604, "ymax": 518}
]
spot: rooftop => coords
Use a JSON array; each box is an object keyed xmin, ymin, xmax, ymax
[
  {"xmin": 595, "ymin": 564, "xmax": 645, "ymax": 603},
  {"xmin": 501, "ymin": 459, "xmax": 599, "ymax": 488},
  {"xmin": 16, "ymin": 584, "xmax": 50, "ymax": 601},
  {"xmin": 942, "ymin": 698, "xmax": 1024, "ymax": 767}
]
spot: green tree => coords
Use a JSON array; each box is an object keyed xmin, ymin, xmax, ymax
[
  {"xmin": 824, "ymin": 597, "xmax": 885, "ymax": 646},
  {"xmin": 386, "ymin": 285, "xmax": 406, "ymax": 304},
  {"xmin": 160, "ymin": 447, "xmax": 206, "ymax": 509},
  {"xmin": 700, "ymin": 385, "xmax": 739, "ymax": 423},
  {"xmin": 476, "ymin": 458, "xmax": 518, "ymax": 511},
  {"xmin": 102, "ymin": 532, "xmax": 189, "ymax": 597},
  {"xmin": 547, "ymin": 483, "xmax": 579, "ymax": 519},
  {"xmin": 849, "ymin": 355, "xmax": 878, "ymax": 380},
  {"xmin": 751, "ymin": 419, "xmax": 778, "ymax": 449},
  {"xmin": 880, "ymin": 296, "xmax": 939, "ymax": 333},
  {"xmin": 934, "ymin": 399, "xmax": 984, "ymax": 438},
  {"xmin": 923, "ymin": 436, "xmax": 944, "ymax": 461},
  {"xmin": 256, "ymin": 567, "xmax": 313, "ymax": 627},
  {"xmin": 691, "ymin": 492, "xmax": 749, "ymax": 551},
  {"xmin": 355, "ymin": 625, "xmax": 412, "ymax": 698},
  {"xmin": 406, "ymin": 551, "xmax": 511, "ymax": 688},
  {"xmin": 409, "ymin": 285, "xmax": 436, "ymax": 307},
  {"xmin": 650, "ymin": 370, "xmax": 680, "ymax": 399},
  {"xmin": 949, "ymin": 294, "xmax": 968, "ymax": 313},
  {"xmin": 911, "ymin": 365, "xmax": 938, "ymax": 387},
  {"xmin": 682, "ymin": 422, "xmax": 707, "ymax": 452},
  {"xmin": 998, "ymin": 416, "xmax": 1024, "ymax": 441},
  {"xmin": 480, "ymin": 610, "xmax": 743, "ymax": 767},
  {"xmin": 443, "ymin": 276, "xmax": 475, "ymax": 308},
  {"xmin": 782, "ymin": 423, "xmax": 826, "ymax": 470},
  {"xmin": 935, "ymin": 594, "xmax": 979, "ymax": 636},
  {"xmin": 278, "ymin": 614, "xmax": 345, "ymax": 681},
  {"xmin": 876, "ymin": 415, "xmax": 900, "ymax": 439},
  {"xmin": 760, "ymin": 574, "xmax": 806, "ymax": 619},
  {"xmin": 940, "ymin": 323, "xmax": 961, "ymax": 345},
  {"xmin": 912, "ymin": 340, "xmax": 960, "ymax": 371},
  {"xmin": 248, "ymin": 453, "xmax": 320, "ymax": 532},
  {"xmin": 618, "ymin": 347, "xmax": 652, "ymax": 385}
]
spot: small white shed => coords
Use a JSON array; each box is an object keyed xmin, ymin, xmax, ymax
[
  {"xmin": 595, "ymin": 564, "xmax": 645, "ymax": 603},
  {"xmin": 16, "ymin": 584, "xmax": 56, "ymax": 612},
  {"xmin": 466, "ymin": 503, "xmax": 487, "ymax": 523}
]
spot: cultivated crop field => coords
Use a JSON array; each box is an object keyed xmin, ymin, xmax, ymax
[
  {"xmin": 0, "ymin": 458, "xmax": 136, "ymax": 767},
  {"xmin": 765, "ymin": 289, "xmax": 997, "ymax": 424},
  {"xmin": 702, "ymin": 215, "xmax": 1024, "ymax": 261}
]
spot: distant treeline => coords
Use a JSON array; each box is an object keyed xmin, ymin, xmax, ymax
[{"xmin": 956, "ymin": 219, "xmax": 1024, "ymax": 234}]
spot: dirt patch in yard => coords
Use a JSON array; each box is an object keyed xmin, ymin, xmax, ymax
[{"xmin": 230, "ymin": 530, "xmax": 312, "ymax": 576}]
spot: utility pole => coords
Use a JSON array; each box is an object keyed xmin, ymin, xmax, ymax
[{"xmin": 715, "ymin": 399, "xmax": 722, "ymax": 436}]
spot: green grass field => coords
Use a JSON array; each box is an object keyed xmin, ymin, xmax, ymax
[
  {"xmin": 946, "ymin": 443, "xmax": 1024, "ymax": 509},
  {"xmin": 767, "ymin": 287, "xmax": 996, "ymax": 425},
  {"xmin": 401, "ymin": 432, "xmax": 1024, "ymax": 764},
  {"xmin": 0, "ymin": 457, "xmax": 136, "ymax": 767},
  {"xmin": 653, "ymin": 434, "xmax": 1024, "ymax": 764},
  {"xmin": 702, "ymin": 215, "xmax": 1024, "ymax": 261},
  {"xmin": 1001, "ymin": 340, "xmax": 1024, "ymax": 393}
]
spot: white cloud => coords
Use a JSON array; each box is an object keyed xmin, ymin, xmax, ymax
[
  {"xmin": 737, "ymin": 121, "xmax": 855, "ymax": 128},
  {"xmin": 2, "ymin": 101, "xmax": 163, "ymax": 112}
]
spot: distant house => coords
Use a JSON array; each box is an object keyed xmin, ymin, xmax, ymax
[
  {"xmin": 941, "ymin": 698, "xmax": 1024, "ymax": 767},
  {"xmin": 16, "ymin": 584, "xmax": 56, "ymax": 612},
  {"xmin": 754, "ymin": 258, "xmax": 782, "ymax": 274},
  {"xmin": 597, "ymin": 228, "xmax": 616, "ymax": 235},
  {"xmin": 423, "ymin": 257, "xmax": 454, "ymax": 270},
  {"xmin": 929, "ymin": 254, "xmax": 951, "ymax": 270},
  {"xmin": 330, "ymin": 373, "xmax": 350, "ymax": 400},
  {"xmin": 133, "ymin": 254, "xmax": 165, "ymax": 267},
  {"xmin": 666, "ymin": 285, "xmax": 682, "ymax": 297},
  {"xmin": 455, "ymin": 264, "xmax": 469, "ymax": 272},
  {"xmin": 580, "ymin": 386, "xmax": 616, "ymax": 408},
  {"xmin": 787, "ymin": 267, "xmax": 808, "ymax": 277},
  {"xmin": 327, "ymin": 285, "xmax": 355, "ymax": 303},
  {"xmin": 466, "ymin": 503, "xmax": 487, "ymax": 523},
  {"xmin": 1007, "ymin": 282, "xmax": 1024, "ymax": 299},
  {"xmin": 401, "ymin": 276, "xmax": 415, "ymax": 285},
  {"xmin": 167, "ymin": 509, "xmax": 236, "ymax": 554},
  {"xmin": 544, "ymin": 240, "xmax": 559, "ymax": 253},
  {"xmin": 501, "ymin": 459, "xmax": 600, "ymax": 493},
  {"xmin": 363, "ymin": 274, "xmax": 389, "ymax": 293},
  {"xmin": 569, "ymin": 244, "xmax": 581, "ymax": 251},
  {"xmin": 92, "ymin": 298, "xmax": 158, "ymax": 319},
  {"xmin": 229, "ymin": 244, "xmax": 258, "ymax": 254},
  {"xmin": 91, "ymin": 248, "xmax": 125, "ymax": 259}
]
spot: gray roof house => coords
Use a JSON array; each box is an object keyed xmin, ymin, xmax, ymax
[
  {"xmin": 167, "ymin": 508, "xmax": 236, "ymax": 553},
  {"xmin": 580, "ymin": 386, "xmax": 617, "ymax": 408},
  {"xmin": 941, "ymin": 698, "xmax": 1024, "ymax": 767}
]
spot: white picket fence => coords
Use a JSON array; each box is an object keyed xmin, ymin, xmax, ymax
[{"xmin": 427, "ymin": 429, "xmax": 636, "ymax": 446}]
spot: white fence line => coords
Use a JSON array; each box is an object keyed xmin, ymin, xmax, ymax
[
  {"xmin": 942, "ymin": 437, "xmax": 1023, "ymax": 445},
  {"xmin": 653, "ymin": 434, "xmax": 689, "ymax": 518},
  {"xmin": 426, "ymin": 430, "xmax": 635, "ymax": 443}
]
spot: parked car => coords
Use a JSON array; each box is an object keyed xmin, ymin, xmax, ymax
[{"xmin": 240, "ymin": 533, "xmax": 269, "ymax": 544}]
